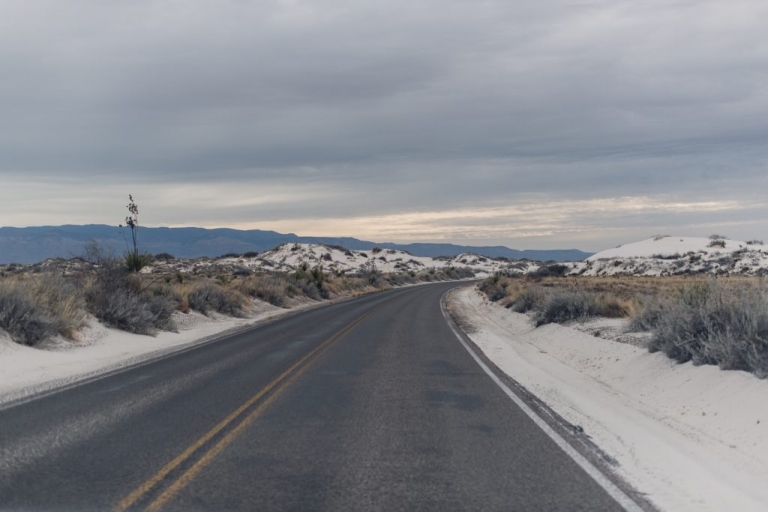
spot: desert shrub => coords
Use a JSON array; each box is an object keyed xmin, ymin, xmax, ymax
[
  {"xmin": 479, "ymin": 274, "xmax": 508, "ymax": 302},
  {"xmin": 34, "ymin": 274, "xmax": 88, "ymax": 338},
  {"xmin": 232, "ymin": 266, "xmax": 252, "ymax": 277},
  {"xmin": 361, "ymin": 269, "xmax": 382, "ymax": 287},
  {"xmin": 441, "ymin": 267, "xmax": 475, "ymax": 280},
  {"xmin": 188, "ymin": 282, "xmax": 245, "ymax": 316},
  {"xmin": 652, "ymin": 235, "xmax": 670, "ymax": 241},
  {"xmin": 509, "ymin": 287, "xmax": 544, "ymax": 313},
  {"xmin": 0, "ymin": 281, "xmax": 59, "ymax": 345},
  {"xmin": 0, "ymin": 274, "xmax": 88, "ymax": 345},
  {"xmin": 595, "ymin": 295, "xmax": 632, "ymax": 318},
  {"xmin": 124, "ymin": 252, "xmax": 153, "ymax": 272},
  {"xmin": 628, "ymin": 297, "xmax": 664, "ymax": 332},
  {"xmin": 747, "ymin": 240, "xmax": 763, "ymax": 245},
  {"xmin": 529, "ymin": 263, "xmax": 569, "ymax": 279},
  {"xmin": 86, "ymin": 260, "xmax": 176, "ymax": 335},
  {"xmin": 293, "ymin": 279, "xmax": 323, "ymax": 300},
  {"xmin": 652, "ymin": 253, "xmax": 681, "ymax": 260},
  {"xmin": 218, "ymin": 253, "xmax": 242, "ymax": 259},
  {"xmin": 532, "ymin": 291, "xmax": 601, "ymax": 326},
  {"xmin": 234, "ymin": 274, "xmax": 289, "ymax": 307},
  {"xmin": 708, "ymin": 240, "xmax": 726, "ymax": 248},
  {"xmin": 716, "ymin": 255, "xmax": 734, "ymax": 267},
  {"xmin": 290, "ymin": 264, "xmax": 328, "ymax": 299},
  {"xmin": 709, "ymin": 234, "xmax": 728, "ymax": 240},
  {"xmin": 640, "ymin": 280, "xmax": 768, "ymax": 376},
  {"xmin": 149, "ymin": 283, "xmax": 185, "ymax": 309},
  {"xmin": 154, "ymin": 252, "xmax": 176, "ymax": 261},
  {"xmin": 87, "ymin": 284, "xmax": 175, "ymax": 335},
  {"xmin": 385, "ymin": 273, "xmax": 417, "ymax": 287},
  {"xmin": 323, "ymin": 275, "xmax": 372, "ymax": 296},
  {"xmin": 243, "ymin": 251, "xmax": 259, "ymax": 258}
]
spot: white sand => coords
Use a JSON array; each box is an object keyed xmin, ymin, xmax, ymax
[
  {"xmin": 449, "ymin": 286, "xmax": 768, "ymax": 512},
  {"xmin": 568, "ymin": 236, "xmax": 768, "ymax": 276},
  {"xmin": 204, "ymin": 243, "xmax": 537, "ymax": 275}
]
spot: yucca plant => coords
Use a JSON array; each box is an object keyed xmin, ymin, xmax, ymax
[{"xmin": 120, "ymin": 194, "xmax": 152, "ymax": 272}]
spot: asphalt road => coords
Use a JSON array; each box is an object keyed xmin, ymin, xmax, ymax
[{"xmin": 0, "ymin": 282, "xmax": 641, "ymax": 511}]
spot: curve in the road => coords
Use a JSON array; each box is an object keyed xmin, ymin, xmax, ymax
[{"xmin": 0, "ymin": 282, "xmax": 648, "ymax": 511}]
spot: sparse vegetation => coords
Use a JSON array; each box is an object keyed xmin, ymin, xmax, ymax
[{"xmin": 478, "ymin": 274, "xmax": 768, "ymax": 378}]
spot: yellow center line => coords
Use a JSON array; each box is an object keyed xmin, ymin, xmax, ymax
[{"xmin": 113, "ymin": 305, "xmax": 381, "ymax": 512}]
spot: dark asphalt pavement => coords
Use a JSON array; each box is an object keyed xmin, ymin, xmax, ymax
[{"xmin": 0, "ymin": 282, "xmax": 639, "ymax": 511}]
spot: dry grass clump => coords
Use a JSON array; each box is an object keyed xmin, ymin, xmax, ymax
[
  {"xmin": 31, "ymin": 274, "xmax": 88, "ymax": 339},
  {"xmin": 531, "ymin": 291, "xmax": 633, "ymax": 326},
  {"xmin": 637, "ymin": 279, "xmax": 768, "ymax": 377},
  {"xmin": 323, "ymin": 275, "xmax": 374, "ymax": 296},
  {"xmin": 85, "ymin": 264, "xmax": 176, "ymax": 335},
  {"xmin": 188, "ymin": 282, "xmax": 246, "ymax": 317},
  {"xmin": 0, "ymin": 274, "xmax": 87, "ymax": 345},
  {"xmin": 480, "ymin": 274, "xmax": 637, "ymax": 326},
  {"xmin": 233, "ymin": 273, "xmax": 292, "ymax": 307}
]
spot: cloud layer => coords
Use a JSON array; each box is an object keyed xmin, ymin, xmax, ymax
[{"xmin": 1, "ymin": 0, "xmax": 767, "ymax": 250}]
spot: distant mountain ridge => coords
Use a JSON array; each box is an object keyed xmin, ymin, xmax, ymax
[{"xmin": 0, "ymin": 225, "xmax": 592, "ymax": 264}]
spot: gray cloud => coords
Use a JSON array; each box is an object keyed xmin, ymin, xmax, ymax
[{"xmin": 1, "ymin": 0, "xmax": 767, "ymax": 251}]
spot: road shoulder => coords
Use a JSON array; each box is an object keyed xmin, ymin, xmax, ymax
[{"xmin": 445, "ymin": 285, "xmax": 768, "ymax": 512}]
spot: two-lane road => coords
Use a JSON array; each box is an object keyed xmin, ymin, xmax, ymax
[{"xmin": 0, "ymin": 282, "xmax": 643, "ymax": 511}]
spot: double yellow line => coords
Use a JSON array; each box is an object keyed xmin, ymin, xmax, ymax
[{"xmin": 114, "ymin": 305, "xmax": 381, "ymax": 512}]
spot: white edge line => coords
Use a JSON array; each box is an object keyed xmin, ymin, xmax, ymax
[{"xmin": 440, "ymin": 290, "xmax": 645, "ymax": 512}]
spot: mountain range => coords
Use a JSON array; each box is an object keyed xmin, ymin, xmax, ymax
[{"xmin": 0, "ymin": 225, "xmax": 592, "ymax": 264}]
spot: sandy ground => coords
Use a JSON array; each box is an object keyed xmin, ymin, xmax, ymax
[
  {"xmin": 0, "ymin": 298, "xmax": 319, "ymax": 405},
  {"xmin": 448, "ymin": 285, "xmax": 768, "ymax": 512}
]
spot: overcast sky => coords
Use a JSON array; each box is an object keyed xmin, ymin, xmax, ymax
[{"xmin": 1, "ymin": 0, "xmax": 767, "ymax": 251}]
